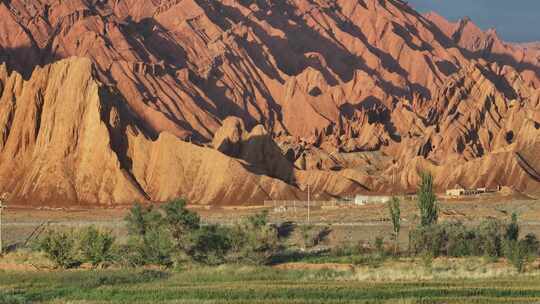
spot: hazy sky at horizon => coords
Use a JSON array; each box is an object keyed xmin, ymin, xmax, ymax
[{"xmin": 407, "ymin": 0, "xmax": 540, "ymax": 43}]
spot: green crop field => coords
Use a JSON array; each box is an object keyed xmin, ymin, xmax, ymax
[{"xmin": 3, "ymin": 266, "xmax": 540, "ymax": 304}]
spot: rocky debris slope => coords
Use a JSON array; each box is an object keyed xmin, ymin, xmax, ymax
[{"xmin": 0, "ymin": 0, "xmax": 539, "ymax": 205}]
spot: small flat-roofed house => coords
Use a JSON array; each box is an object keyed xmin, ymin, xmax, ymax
[
  {"xmin": 446, "ymin": 188, "xmax": 464, "ymax": 197},
  {"xmin": 446, "ymin": 184, "xmax": 466, "ymax": 197},
  {"xmin": 354, "ymin": 195, "xmax": 392, "ymax": 205}
]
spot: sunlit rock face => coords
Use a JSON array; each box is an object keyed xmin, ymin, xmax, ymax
[{"xmin": 0, "ymin": 0, "xmax": 539, "ymax": 205}]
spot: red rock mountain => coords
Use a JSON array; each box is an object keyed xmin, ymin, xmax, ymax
[{"xmin": 0, "ymin": 0, "xmax": 539, "ymax": 206}]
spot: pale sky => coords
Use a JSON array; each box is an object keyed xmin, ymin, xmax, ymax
[{"xmin": 407, "ymin": 0, "xmax": 540, "ymax": 42}]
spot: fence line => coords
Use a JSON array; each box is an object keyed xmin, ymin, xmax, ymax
[{"xmin": 263, "ymin": 200, "xmax": 357, "ymax": 208}]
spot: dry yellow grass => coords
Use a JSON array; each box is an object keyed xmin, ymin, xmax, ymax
[{"xmin": 0, "ymin": 249, "xmax": 54, "ymax": 271}]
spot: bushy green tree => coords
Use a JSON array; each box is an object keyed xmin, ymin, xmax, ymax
[
  {"xmin": 501, "ymin": 213, "xmax": 539, "ymax": 273},
  {"xmin": 162, "ymin": 199, "xmax": 200, "ymax": 252},
  {"xmin": 227, "ymin": 211, "xmax": 283, "ymax": 265},
  {"xmin": 121, "ymin": 201, "xmax": 291, "ymax": 267},
  {"xmin": 444, "ymin": 223, "xmax": 475, "ymax": 257},
  {"xmin": 38, "ymin": 229, "xmax": 78, "ymax": 269},
  {"xmin": 523, "ymin": 233, "xmax": 540, "ymax": 255},
  {"xmin": 123, "ymin": 202, "xmax": 173, "ymax": 267},
  {"xmin": 122, "ymin": 228, "xmax": 174, "ymax": 267},
  {"xmin": 190, "ymin": 225, "xmax": 232, "ymax": 265},
  {"xmin": 476, "ymin": 219, "xmax": 505, "ymax": 258},
  {"xmin": 79, "ymin": 226, "xmax": 116, "ymax": 268},
  {"xmin": 125, "ymin": 203, "xmax": 163, "ymax": 236},
  {"xmin": 408, "ymin": 224, "xmax": 445, "ymax": 256},
  {"xmin": 123, "ymin": 200, "xmax": 234, "ymax": 267}
]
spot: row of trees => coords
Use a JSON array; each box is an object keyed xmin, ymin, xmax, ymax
[
  {"xmin": 386, "ymin": 172, "xmax": 437, "ymax": 254},
  {"xmin": 37, "ymin": 200, "xmax": 288, "ymax": 269},
  {"xmin": 35, "ymin": 171, "xmax": 539, "ymax": 272},
  {"xmin": 387, "ymin": 172, "xmax": 539, "ymax": 272}
]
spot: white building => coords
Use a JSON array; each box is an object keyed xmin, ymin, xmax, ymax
[{"xmin": 354, "ymin": 195, "xmax": 392, "ymax": 205}]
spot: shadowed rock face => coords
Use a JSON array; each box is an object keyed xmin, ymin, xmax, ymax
[{"xmin": 0, "ymin": 0, "xmax": 539, "ymax": 205}]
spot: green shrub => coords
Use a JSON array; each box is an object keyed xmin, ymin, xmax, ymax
[
  {"xmin": 408, "ymin": 220, "xmax": 507, "ymax": 258},
  {"xmin": 190, "ymin": 225, "xmax": 232, "ymax": 265},
  {"xmin": 523, "ymin": 233, "xmax": 540, "ymax": 255},
  {"xmin": 331, "ymin": 243, "xmax": 360, "ymax": 257},
  {"xmin": 298, "ymin": 225, "xmax": 331, "ymax": 249},
  {"xmin": 248, "ymin": 210, "xmax": 270, "ymax": 228},
  {"xmin": 410, "ymin": 221, "xmax": 473, "ymax": 257},
  {"xmin": 162, "ymin": 199, "xmax": 200, "ymax": 252},
  {"xmin": 443, "ymin": 222, "xmax": 475, "ymax": 257},
  {"xmin": 118, "ymin": 242, "xmax": 142, "ymax": 268},
  {"xmin": 140, "ymin": 227, "xmax": 175, "ymax": 267},
  {"xmin": 122, "ymin": 202, "xmax": 174, "ymax": 267},
  {"xmin": 122, "ymin": 201, "xmax": 290, "ymax": 267},
  {"xmin": 505, "ymin": 212, "xmax": 520, "ymax": 242},
  {"xmin": 505, "ymin": 240, "xmax": 528, "ymax": 273},
  {"xmin": 407, "ymin": 217, "xmax": 540, "ymax": 266},
  {"xmin": 121, "ymin": 227, "xmax": 174, "ymax": 268},
  {"xmin": 79, "ymin": 226, "xmax": 116, "ymax": 268},
  {"xmin": 124, "ymin": 203, "xmax": 163, "ymax": 236},
  {"xmin": 300, "ymin": 225, "xmax": 314, "ymax": 250},
  {"xmin": 37, "ymin": 229, "xmax": 79, "ymax": 269},
  {"xmin": 503, "ymin": 233, "xmax": 538, "ymax": 273},
  {"xmin": 122, "ymin": 200, "xmax": 205, "ymax": 267},
  {"xmin": 408, "ymin": 224, "xmax": 445, "ymax": 256},
  {"xmin": 476, "ymin": 219, "xmax": 505, "ymax": 258},
  {"xmin": 500, "ymin": 213, "xmax": 538, "ymax": 272},
  {"xmin": 374, "ymin": 236, "xmax": 385, "ymax": 256},
  {"xmin": 227, "ymin": 211, "xmax": 283, "ymax": 265}
]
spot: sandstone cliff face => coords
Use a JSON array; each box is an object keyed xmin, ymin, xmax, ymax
[
  {"xmin": 0, "ymin": 0, "xmax": 539, "ymax": 205},
  {"xmin": 0, "ymin": 58, "xmax": 144, "ymax": 205},
  {"xmin": 0, "ymin": 58, "xmax": 312, "ymax": 205}
]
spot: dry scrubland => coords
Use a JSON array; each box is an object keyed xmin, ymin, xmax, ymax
[
  {"xmin": 4, "ymin": 195, "xmax": 540, "ymax": 248},
  {"xmin": 2, "ymin": 194, "xmax": 540, "ymax": 303}
]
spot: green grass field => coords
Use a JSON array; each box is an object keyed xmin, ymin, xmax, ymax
[{"xmin": 3, "ymin": 266, "xmax": 540, "ymax": 304}]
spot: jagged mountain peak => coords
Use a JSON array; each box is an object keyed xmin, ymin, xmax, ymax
[{"xmin": 0, "ymin": 0, "xmax": 539, "ymax": 205}]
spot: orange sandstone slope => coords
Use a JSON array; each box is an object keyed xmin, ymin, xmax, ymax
[
  {"xmin": 0, "ymin": 0, "xmax": 539, "ymax": 205},
  {"xmin": 0, "ymin": 58, "xmax": 360, "ymax": 206},
  {"xmin": 0, "ymin": 58, "xmax": 307, "ymax": 206}
]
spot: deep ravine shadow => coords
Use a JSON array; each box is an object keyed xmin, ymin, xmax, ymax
[{"xmin": 339, "ymin": 96, "xmax": 402, "ymax": 143}]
